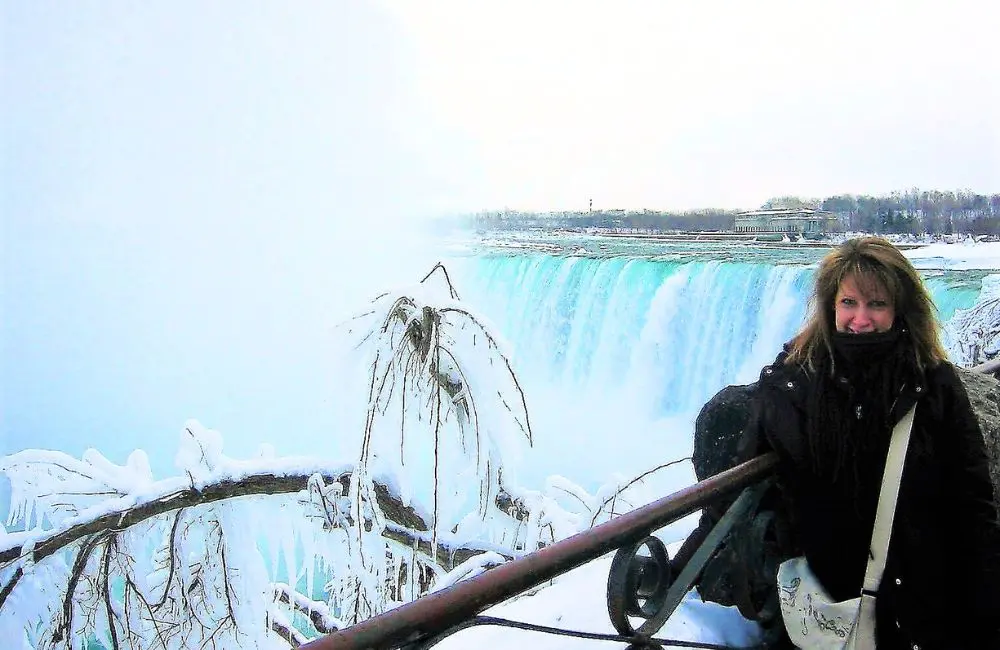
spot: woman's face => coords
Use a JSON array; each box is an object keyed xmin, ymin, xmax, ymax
[{"xmin": 834, "ymin": 274, "xmax": 895, "ymax": 334}]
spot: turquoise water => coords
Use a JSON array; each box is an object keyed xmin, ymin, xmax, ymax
[{"xmin": 461, "ymin": 254, "xmax": 812, "ymax": 414}]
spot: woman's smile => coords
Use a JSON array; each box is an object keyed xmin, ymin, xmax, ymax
[{"xmin": 834, "ymin": 275, "xmax": 895, "ymax": 334}]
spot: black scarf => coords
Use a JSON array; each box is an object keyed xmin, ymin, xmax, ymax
[{"xmin": 804, "ymin": 329, "xmax": 917, "ymax": 501}]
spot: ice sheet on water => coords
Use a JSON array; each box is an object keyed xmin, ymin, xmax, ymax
[{"xmin": 905, "ymin": 240, "xmax": 1000, "ymax": 271}]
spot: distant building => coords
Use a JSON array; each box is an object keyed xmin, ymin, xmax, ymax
[{"xmin": 734, "ymin": 208, "xmax": 837, "ymax": 234}]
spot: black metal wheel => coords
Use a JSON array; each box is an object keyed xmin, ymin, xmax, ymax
[{"xmin": 606, "ymin": 535, "xmax": 673, "ymax": 636}]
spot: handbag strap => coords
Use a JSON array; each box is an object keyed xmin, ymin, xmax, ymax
[{"xmin": 861, "ymin": 404, "xmax": 917, "ymax": 594}]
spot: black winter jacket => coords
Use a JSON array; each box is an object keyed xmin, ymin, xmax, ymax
[{"xmin": 742, "ymin": 349, "xmax": 1000, "ymax": 649}]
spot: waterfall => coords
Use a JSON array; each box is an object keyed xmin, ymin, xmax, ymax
[
  {"xmin": 461, "ymin": 255, "xmax": 814, "ymax": 417},
  {"xmin": 452, "ymin": 252, "xmax": 983, "ymax": 490}
]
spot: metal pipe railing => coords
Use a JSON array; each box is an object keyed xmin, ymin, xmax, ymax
[
  {"xmin": 972, "ymin": 357, "xmax": 1000, "ymax": 378},
  {"xmin": 301, "ymin": 452, "xmax": 780, "ymax": 650}
]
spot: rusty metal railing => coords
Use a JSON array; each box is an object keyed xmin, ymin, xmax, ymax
[
  {"xmin": 972, "ymin": 357, "xmax": 1000, "ymax": 378},
  {"xmin": 301, "ymin": 452, "xmax": 780, "ymax": 650}
]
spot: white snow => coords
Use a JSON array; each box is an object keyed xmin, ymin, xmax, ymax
[
  {"xmin": 436, "ymin": 550, "xmax": 762, "ymax": 649},
  {"xmin": 904, "ymin": 240, "xmax": 1000, "ymax": 270}
]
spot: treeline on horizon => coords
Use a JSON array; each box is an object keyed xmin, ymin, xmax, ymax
[{"xmin": 464, "ymin": 189, "xmax": 1000, "ymax": 235}]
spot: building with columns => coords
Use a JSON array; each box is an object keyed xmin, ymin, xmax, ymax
[{"xmin": 734, "ymin": 208, "xmax": 837, "ymax": 234}]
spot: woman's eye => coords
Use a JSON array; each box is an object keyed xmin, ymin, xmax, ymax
[
  {"xmin": 870, "ymin": 300, "xmax": 888, "ymax": 308},
  {"xmin": 840, "ymin": 298, "xmax": 856, "ymax": 306}
]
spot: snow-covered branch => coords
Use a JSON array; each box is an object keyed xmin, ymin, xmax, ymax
[
  {"xmin": 272, "ymin": 583, "xmax": 341, "ymax": 634},
  {"xmin": 269, "ymin": 611, "xmax": 308, "ymax": 648},
  {"xmin": 0, "ymin": 264, "xmax": 561, "ymax": 647},
  {"xmin": 0, "ymin": 460, "xmax": 523, "ymax": 613},
  {"xmin": 0, "ymin": 463, "xmax": 412, "ymax": 569}
]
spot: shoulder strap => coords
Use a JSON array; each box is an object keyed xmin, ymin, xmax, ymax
[{"xmin": 861, "ymin": 404, "xmax": 916, "ymax": 594}]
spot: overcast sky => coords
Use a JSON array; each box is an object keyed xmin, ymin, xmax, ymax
[
  {"xmin": 2, "ymin": 0, "xmax": 999, "ymax": 464},
  {"xmin": 386, "ymin": 0, "xmax": 1000, "ymax": 211},
  {"xmin": 4, "ymin": 1, "xmax": 999, "ymax": 220}
]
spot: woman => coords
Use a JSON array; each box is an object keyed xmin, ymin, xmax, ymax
[{"xmin": 741, "ymin": 237, "xmax": 1000, "ymax": 648}]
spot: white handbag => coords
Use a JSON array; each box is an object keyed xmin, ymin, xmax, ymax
[{"xmin": 776, "ymin": 405, "xmax": 916, "ymax": 649}]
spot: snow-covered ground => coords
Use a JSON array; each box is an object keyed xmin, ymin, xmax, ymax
[{"xmin": 437, "ymin": 549, "xmax": 762, "ymax": 649}]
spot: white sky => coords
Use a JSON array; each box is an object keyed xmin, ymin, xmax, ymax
[
  {"xmin": 3, "ymin": 1, "xmax": 448, "ymax": 461},
  {"xmin": 384, "ymin": 0, "xmax": 1000, "ymax": 211},
  {"xmin": 4, "ymin": 0, "xmax": 999, "ymax": 222}
]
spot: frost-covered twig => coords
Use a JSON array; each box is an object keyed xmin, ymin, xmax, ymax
[
  {"xmin": 382, "ymin": 522, "xmax": 515, "ymax": 572},
  {"xmin": 52, "ymin": 532, "xmax": 109, "ymax": 643},
  {"xmin": 589, "ymin": 458, "xmax": 692, "ymax": 527},
  {"xmin": 438, "ymin": 306, "xmax": 533, "ymax": 444},
  {"xmin": 102, "ymin": 535, "xmax": 121, "ymax": 650},
  {"xmin": 0, "ymin": 566, "xmax": 23, "ymax": 610},
  {"xmin": 338, "ymin": 265, "xmax": 541, "ymax": 613},
  {"xmin": 419, "ymin": 262, "xmax": 461, "ymax": 300}
]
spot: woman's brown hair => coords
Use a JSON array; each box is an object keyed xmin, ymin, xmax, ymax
[{"xmin": 786, "ymin": 236, "xmax": 948, "ymax": 373}]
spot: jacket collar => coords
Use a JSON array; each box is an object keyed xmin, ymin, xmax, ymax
[{"xmin": 758, "ymin": 346, "xmax": 927, "ymax": 423}]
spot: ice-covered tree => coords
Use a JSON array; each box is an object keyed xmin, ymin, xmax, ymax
[
  {"xmin": 944, "ymin": 274, "xmax": 1000, "ymax": 367},
  {"xmin": 1, "ymin": 264, "xmax": 666, "ymax": 649}
]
